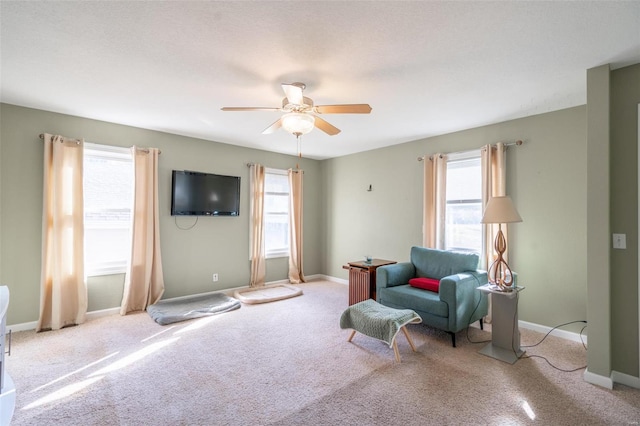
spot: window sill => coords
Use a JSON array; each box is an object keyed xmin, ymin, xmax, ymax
[
  {"xmin": 85, "ymin": 265, "xmax": 127, "ymax": 277},
  {"xmin": 266, "ymin": 253, "xmax": 289, "ymax": 260}
]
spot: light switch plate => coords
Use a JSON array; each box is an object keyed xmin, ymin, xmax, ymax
[{"xmin": 613, "ymin": 233, "xmax": 626, "ymax": 249}]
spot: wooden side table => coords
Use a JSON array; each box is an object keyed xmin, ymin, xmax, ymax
[{"xmin": 343, "ymin": 259, "xmax": 396, "ymax": 305}]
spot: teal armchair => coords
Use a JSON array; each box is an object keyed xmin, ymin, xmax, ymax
[{"xmin": 376, "ymin": 246, "xmax": 488, "ymax": 347}]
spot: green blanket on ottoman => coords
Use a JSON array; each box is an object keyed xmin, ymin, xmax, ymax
[{"xmin": 340, "ymin": 299, "xmax": 422, "ymax": 347}]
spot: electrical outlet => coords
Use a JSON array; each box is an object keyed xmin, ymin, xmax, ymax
[
  {"xmin": 212, "ymin": 273, "xmax": 219, "ymax": 282},
  {"xmin": 613, "ymin": 234, "xmax": 626, "ymax": 249}
]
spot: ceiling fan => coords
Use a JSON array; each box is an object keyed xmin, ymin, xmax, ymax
[{"xmin": 221, "ymin": 82, "xmax": 372, "ymax": 136}]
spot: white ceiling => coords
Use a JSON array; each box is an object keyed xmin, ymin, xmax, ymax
[{"xmin": 1, "ymin": 1, "xmax": 639, "ymax": 160}]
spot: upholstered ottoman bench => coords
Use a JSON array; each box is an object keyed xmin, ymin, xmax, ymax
[{"xmin": 339, "ymin": 299, "xmax": 422, "ymax": 362}]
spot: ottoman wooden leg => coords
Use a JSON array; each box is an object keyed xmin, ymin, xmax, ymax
[
  {"xmin": 392, "ymin": 340, "xmax": 401, "ymax": 362},
  {"xmin": 402, "ymin": 326, "xmax": 417, "ymax": 352},
  {"xmin": 348, "ymin": 330, "xmax": 356, "ymax": 342}
]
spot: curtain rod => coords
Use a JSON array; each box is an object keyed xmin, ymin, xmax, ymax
[
  {"xmin": 39, "ymin": 133, "xmax": 80, "ymax": 145},
  {"xmin": 247, "ymin": 163, "xmax": 304, "ymax": 173},
  {"xmin": 40, "ymin": 133, "xmax": 161, "ymax": 154},
  {"xmin": 134, "ymin": 147, "xmax": 162, "ymax": 155},
  {"xmin": 417, "ymin": 140, "xmax": 523, "ymax": 162}
]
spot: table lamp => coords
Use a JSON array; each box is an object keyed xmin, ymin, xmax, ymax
[{"xmin": 481, "ymin": 195, "xmax": 522, "ymax": 291}]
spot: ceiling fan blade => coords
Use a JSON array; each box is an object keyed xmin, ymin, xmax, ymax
[
  {"xmin": 314, "ymin": 104, "xmax": 372, "ymax": 114},
  {"xmin": 313, "ymin": 116, "xmax": 341, "ymax": 136},
  {"xmin": 262, "ymin": 118, "xmax": 283, "ymax": 134},
  {"xmin": 281, "ymin": 83, "xmax": 304, "ymax": 105},
  {"xmin": 221, "ymin": 107, "xmax": 281, "ymax": 112}
]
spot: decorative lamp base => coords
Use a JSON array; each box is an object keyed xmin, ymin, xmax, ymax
[{"xmin": 488, "ymin": 225, "xmax": 514, "ymax": 291}]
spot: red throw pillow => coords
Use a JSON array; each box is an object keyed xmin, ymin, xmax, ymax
[{"xmin": 409, "ymin": 277, "xmax": 440, "ymax": 292}]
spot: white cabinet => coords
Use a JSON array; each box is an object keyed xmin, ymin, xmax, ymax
[{"xmin": 0, "ymin": 287, "xmax": 14, "ymax": 425}]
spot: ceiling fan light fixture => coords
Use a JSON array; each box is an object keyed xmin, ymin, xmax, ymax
[
  {"xmin": 281, "ymin": 112, "xmax": 315, "ymax": 135},
  {"xmin": 221, "ymin": 82, "xmax": 371, "ymax": 136}
]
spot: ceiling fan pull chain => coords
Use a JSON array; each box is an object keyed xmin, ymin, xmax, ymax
[{"xmin": 296, "ymin": 134, "xmax": 303, "ymax": 169}]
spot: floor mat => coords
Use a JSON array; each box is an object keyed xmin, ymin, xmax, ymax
[
  {"xmin": 234, "ymin": 284, "xmax": 303, "ymax": 304},
  {"xmin": 147, "ymin": 292, "xmax": 241, "ymax": 325}
]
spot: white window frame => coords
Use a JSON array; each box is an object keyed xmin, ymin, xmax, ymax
[
  {"xmin": 264, "ymin": 168, "xmax": 290, "ymax": 259},
  {"xmin": 444, "ymin": 150, "xmax": 482, "ymax": 254},
  {"xmin": 83, "ymin": 143, "xmax": 133, "ymax": 277}
]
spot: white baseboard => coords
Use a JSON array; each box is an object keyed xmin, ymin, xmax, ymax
[
  {"xmin": 518, "ymin": 320, "xmax": 588, "ymax": 345},
  {"xmin": 7, "ymin": 306, "xmax": 121, "ymax": 333},
  {"xmin": 6, "ymin": 321, "xmax": 37, "ymax": 333},
  {"xmin": 316, "ymin": 274, "xmax": 347, "ymax": 285},
  {"xmin": 7, "ymin": 277, "xmax": 328, "ymax": 332},
  {"xmin": 584, "ymin": 369, "xmax": 614, "ymax": 389},
  {"xmin": 87, "ymin": 307, "xmax": 120, "ymax": 319},
  {"xmin": 6, "ymin": 282, "xmax": 588, "ymax": 345},
  {"xmin": 302, "ymin": 274, "xmax": 325, "ymax": 282},
  {"xmin": 611, "ymin": 370, "xmax": 640, "ymax": 389}
]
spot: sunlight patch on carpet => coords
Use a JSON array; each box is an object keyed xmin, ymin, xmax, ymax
[
  {"xmin": 234, "ymin": 284, "xmax": 302, "ymax": 304},
  {"xmin": 31, "ymin": 352, "xmax": 119, "ymax": 393},
  {"xmin": 175, "ymin": 314, "xmax": 225, "ymax": 334},
  {"xmin": 23, "ymin": 376, "xmax": 103, "ymax": 410},
  {"xmin": 89, "ymin": 338, "xmax": 179, "ymax": 376},
  {"xmin": 522, "ymin": 401, "xmax": 536, "ymax": 420}
]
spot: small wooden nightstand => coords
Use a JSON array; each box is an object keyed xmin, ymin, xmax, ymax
[{"xmin": 343, "ymin": 259, "xmax": 396, "ymax": 305}]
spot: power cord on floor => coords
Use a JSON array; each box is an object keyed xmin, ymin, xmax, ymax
[
  {"xmin": 465, "ymin": 272, "xmax": 491, "ymax": 345},
  {"xmin": 463, "ymin": 283, "xmax": 588, "ymax": 373},
  {"xmin": 465, "ymin": 293, "xmax": 491, "ymax": 344},
  {"xmin": 520, "ymin": 320, "xmax": 587, "ymax": 373},
  {"xmin": 520, "ymin": 354, "xmax": 588, "ymax": 373},
  {"xmin": 512, "ymin": 288, "xmax": 587, "ymax": 373},
  {"xmin": 521, "ymin": 320, "xmax": 588, "ymax": 349}
]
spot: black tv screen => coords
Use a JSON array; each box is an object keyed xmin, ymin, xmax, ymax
[{"xmin": 171, "ymin": 170, "xmax": 241, "ymax": 216}]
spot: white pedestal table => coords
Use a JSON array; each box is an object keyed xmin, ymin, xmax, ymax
[{"xmin": 477, "ymin": 284, "xmax": 525, "ymax": 364}]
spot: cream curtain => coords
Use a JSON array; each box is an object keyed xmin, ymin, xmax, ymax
[
  {"xmin": 288, "ymin": 169, "xmax": 306, "ymax": 284},
  {"xmin": 481, "ymin": 142, "xmax": 508, "ymax": 324},
  {"xmin": 249, "ymin": 164, "xmax": 266, "ymax": 287},
  {"xmin": 481, "ymin": 142, "xmax": 507, "ymax": 270},
  {"xmin": 423, "ymin": 154, "xmax": 448, "ymax": 249},
  {"xmin": 120, "ymin": 147, "xmax": 164, "ymax": 315},
  {"xmin": 37, "ymin": 134, "xmax": 87, "ymax": 331}
]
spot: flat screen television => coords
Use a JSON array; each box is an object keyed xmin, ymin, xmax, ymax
[{"xmin": 171, "ymin": 170, "xmax": 241, "ymax": 216}]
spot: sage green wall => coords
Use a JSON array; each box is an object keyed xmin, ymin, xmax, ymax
[
  {"xmin": 610, "ymin": 63, "xmax": 640, "ymax": 377},
  {"xmin": 586, "ymin": 64, "xmax": 612, "ymax": 380},
  {"xmin": 0, "ymin": 104, "xmax": 322, "ymax": 324},
  {"xmin": 3, "ymin": 64, "xmax": 638, "ymax": 379},
  {"xmin": 322, "ymin": 106, "xmax": 588, "ymax": 334}
]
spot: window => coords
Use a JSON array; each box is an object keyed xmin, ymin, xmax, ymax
[
  {"xmin": 264, "ymin": 169, "xmax": 290, "ymax": 258},
  {"xmin": 445, "ymin": 152, "xmax": 482, "ymax": 253},
  {"xmin": 83, "ymin": 143, "xmax": 133, "ymax": 276}
]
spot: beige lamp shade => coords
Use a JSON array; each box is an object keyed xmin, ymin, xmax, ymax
[{"xmin": 481, "ymin": 196, "xmax": 522, "ymax": 224}]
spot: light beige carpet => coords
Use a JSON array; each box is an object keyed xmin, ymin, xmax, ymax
[{"xmin": 6, "ymin": 280, "xmax": 640, "ymax": 425}]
